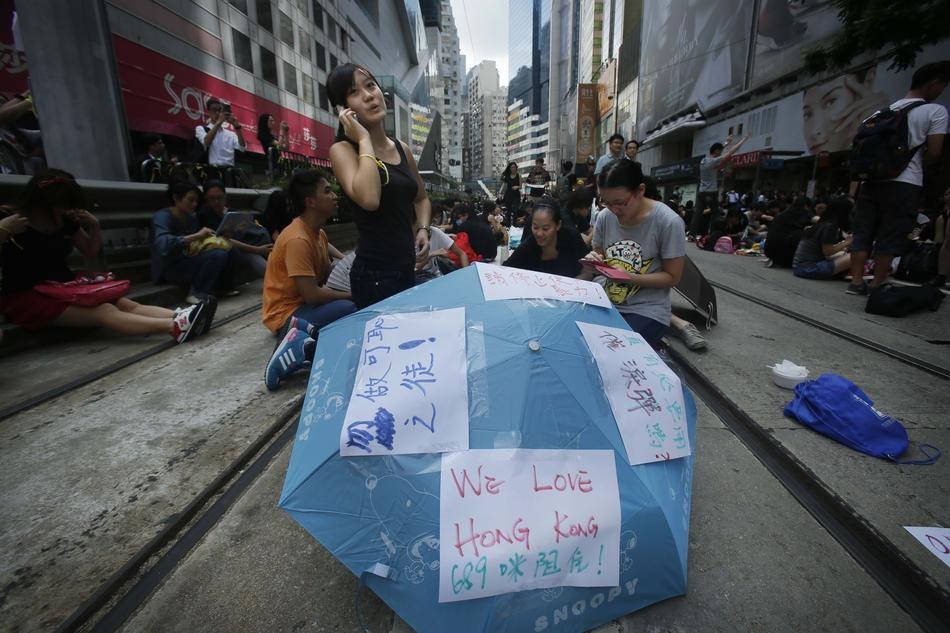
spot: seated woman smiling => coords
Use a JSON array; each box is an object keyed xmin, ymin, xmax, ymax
[{"xmin": 503, "ymin": 196, "xmax": 589, "ymax": 278}]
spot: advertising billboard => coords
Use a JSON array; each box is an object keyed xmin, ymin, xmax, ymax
[
  {"xmin": 751, "ymin": 0, "xmax": 842, "ymax": 88},
  {"xmin": 637, "ymin": 0, "xmax": 756, "ymax": 138},
  {"xmin": 693, "ymin": 43, "xmax": 950, "ymax": 158},
  {"xmin": 575, "ymin": 83, "xmax": 598, "ymax": 166}
]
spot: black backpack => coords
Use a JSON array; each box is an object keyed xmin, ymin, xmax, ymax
[
  {"xmin": 849, "ymin": 101, "xmax": 926, "ymax": 181},
  {"xmin": 186, "ymin": 125, "xmax": 210, "ymax": 165},
  {"xmin": 895, "ymin": 241, "xmax": 939, "ymax": 283},
  {"xmin": 865, "ymin": 284, "xmax": 944, "ymax": 318}
]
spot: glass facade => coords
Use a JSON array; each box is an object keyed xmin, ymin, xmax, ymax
[{"xmin": 507, "ymin": 0, "xmax": 550, "ymax": 124}]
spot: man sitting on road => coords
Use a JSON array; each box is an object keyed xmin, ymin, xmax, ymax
[{"xmin": 263, "ymin": 170, "xmax": 356, "ymax": 390}]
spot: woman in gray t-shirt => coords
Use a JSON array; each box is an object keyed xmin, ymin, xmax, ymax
[{"xmin": 581, "ymin": 159, "xmax": 686, "ymax": 346}]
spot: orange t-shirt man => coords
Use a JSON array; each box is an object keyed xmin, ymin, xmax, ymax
[{"xmin": 262, "ymin": 217, "xmax": 331, "ymax": 332}]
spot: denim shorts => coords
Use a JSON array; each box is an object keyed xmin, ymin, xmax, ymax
[{"xmin": 793, "ymin": 259, "xmax": 836, "ymax": 279}]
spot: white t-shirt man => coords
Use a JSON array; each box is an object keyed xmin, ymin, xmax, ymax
[
  {"xmin": 420, "ymin": 226, "xmax": 455, "ymax": 276},
  {"xmin": 196, "ymin": 123, "xmax": 242, "ymax": 166},
  {"xmin": 888, "ymin": 98, "xmax": 949, "ymax": 187}
]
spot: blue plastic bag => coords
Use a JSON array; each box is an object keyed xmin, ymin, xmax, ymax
[{"xmin": 783, "ymin": 374, "xmax": 939, "ymax": 464}]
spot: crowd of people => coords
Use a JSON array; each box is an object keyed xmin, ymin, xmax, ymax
[
  {"xmin": 683, "ymin": 61, "xmax": 949, "ymax": 297},
  {"xmin": 2, "ymin": 60, "xmax": 946, "ymax": 390}
]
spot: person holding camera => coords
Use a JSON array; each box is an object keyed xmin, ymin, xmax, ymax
[{"xmin": 196, "ymin": 98, "xmax": 246, "ymax": 167}]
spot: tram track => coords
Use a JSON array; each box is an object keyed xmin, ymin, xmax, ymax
[
  {"xmin": 55, "ymin": 394, "xmax": 303, "ymax": 633},
  {"xmin": 668, "ymin": 344, "xmax": 950, "ymax": 632},
  {"xmin": 707, "ymin": 279, "xmax": 950, "ymax": 381},
  {"xmin": 0, "ymin": 302, "xmax": 263, "ymax": 423}
]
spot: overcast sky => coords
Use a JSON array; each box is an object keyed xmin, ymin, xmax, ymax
[{"xmin": 450, "ymin": 0, "xmax": 509, "ymax": 84}]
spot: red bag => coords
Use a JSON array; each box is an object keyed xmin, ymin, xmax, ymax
[
  {"xmin": 447, "ymin": 232, "xmax": 482, "ymax": 267},
  {"xmin": 33, "ymin": 272, "xmax": 131, "ymax": 307}
]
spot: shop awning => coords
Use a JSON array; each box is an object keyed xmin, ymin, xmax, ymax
[{"xmin": 640, "ymin": 110, "xmax": 706, "ymax": 146}]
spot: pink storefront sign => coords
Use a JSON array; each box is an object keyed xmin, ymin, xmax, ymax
[{"xmin": 112, "ymin": 35, "xmax": 334, "ymax": 161}]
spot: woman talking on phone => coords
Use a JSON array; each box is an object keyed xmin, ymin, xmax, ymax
[{"xmin": 326, "ymin": 63, "xmax": 431, "ymax": 309}]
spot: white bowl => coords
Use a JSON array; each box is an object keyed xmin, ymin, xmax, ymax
[{"xmin": 771, "ymin": 366, "xmax": 808, "ymax": 390}]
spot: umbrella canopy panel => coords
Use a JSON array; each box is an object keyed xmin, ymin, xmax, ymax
[{"xmin": 280, "ymin": 266, "xmax": 697, "ymax": 633}]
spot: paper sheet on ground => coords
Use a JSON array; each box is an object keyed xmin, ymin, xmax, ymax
[
  {"xmin": 340, "ymin": 308, "xmax": 468, "ymax": 456},
  {"xmin": 577, "ymin": 322, "xmax": 691, "ymax": 465},
  {"xmin": 439, "ymin": 449, "xmax": 620, "ymax": 602},
  {"xmin": 904, "ymin": 526, "xmax": 950, "ymax": 568},
  {"xmin": 475, "ymin": 262, "xmax": 611, "ymax": 308}
]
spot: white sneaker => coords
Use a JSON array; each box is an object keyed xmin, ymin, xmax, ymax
[
  {"xmin": 677, "ymin": 323, "xmax": 707, "ymax": 351},
  {"xmin": 185, "ymin": 294, "xmax": 202, "ymax": 305}
]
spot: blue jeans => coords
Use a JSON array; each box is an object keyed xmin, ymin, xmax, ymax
[
  {"xmin": 162, "ymin": 249, "xmax": 237, "ymax": 296},
  {"xmin": 349, "ymin": 258, "xmax": 415, "ymax": 310},
  {"xmin": 290, "ymin": 299, "xmax": 357, "ymax": 335},
  {"xmin": 620, "ymin": 312, "xmax": 669, "ymax": 348}
]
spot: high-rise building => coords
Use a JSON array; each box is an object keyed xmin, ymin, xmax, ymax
[
  {"xmin": 441, "ymin": 1, "xmax": 464, "ymax": 180},
  {"xmin": 508, "ymin": 0, "xmax": 551, "ymax": 124},
  {"xmin": 466, "ymin": 61, "xmax": 509, "ymax": 180},
  {"xmin": 578, "ymin": 0, "xmax": 604, "ymax": 84},
  {"xmin": 507, "ymin": 0, "xmax": 551, "ymax": 173},
  {"xmin": 507, "ymin": 98, "xmax": 550, "ymax": 173}
]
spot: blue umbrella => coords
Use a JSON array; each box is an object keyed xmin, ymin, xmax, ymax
[{"xmin": 279, "ymin": 265, "xmax": 697, "ymax": 633}]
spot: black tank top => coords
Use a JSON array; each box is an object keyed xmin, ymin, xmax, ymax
[{"xmin": 349, "ymin": 140, "xmax": 419, "ymax": 273}]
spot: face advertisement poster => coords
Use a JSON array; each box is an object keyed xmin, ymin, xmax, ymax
[
  {"xmin": 692, "ymin": 43, "xmax": 950, "ymax": 158},
  {"xmin": 637, "ymin": 0, "xmax": 755, "ymax": 139}
]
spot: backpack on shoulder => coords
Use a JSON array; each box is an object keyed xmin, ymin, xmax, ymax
[
  {"xmin": 186, "ymin": 125, "xmax": 210, "ymax": 165},
  {"xmin": 849, "ymin": 101, "xmax": 926, "ymax": 181}
]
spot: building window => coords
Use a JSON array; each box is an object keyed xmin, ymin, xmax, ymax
[
  {"xmin": 227, "ymin": 0, "xmax": 248, "ymax": 13},
  {"xmin": 340, "ymin": 28, "xmax": 348, "ymax": 53},
  {"xmin": 302, "ymin": 72, "xmax": 314, "ymax": 103},
  {"xmin": 329, "ymin": 53, "xmax": 338, "ymax": 71},
  {"xmin": 294, "ymin": 0, "xmax": 308, "ymax": 14},
  {"xmin": 299, "ymin": 27, "xmax": 311, "ymax": 59},
  {"xmin": 256, "ymin": 0, "xmax": 272, "ymax": 33},
  {"xmin": 260, "ymin": 45, "xmax": 278, "ymax": 85},
  {"xmin": 278, "ymin": 10, "xmax": 294, "ymax": 47},
  {"xmin": 318, "ymin": 83, "xmax": 330, "ymax": 111},
  {"xmin": 231, "ymin": 29, "xmax": 254, "ymax": 72},
  {"xmin": 283, "ymin": 61, "xmax": 298, "ymax": 95},
  {"xmin": 312, "ymin": 0, "xmax": 323, "ymax": 30},
  {"xmin": 315, "ymin": 41, "xmax": 326, "ymax": 71}
]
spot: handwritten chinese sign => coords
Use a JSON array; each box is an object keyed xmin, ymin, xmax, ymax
[
  {"xmin": 475, "ymin": 262, "xmax": 611, "ymax": 309},
  {"xmin": 439, "ymin": 449, "xmax": 620, "ymax": 602},
  {"xmin": 904, "ymin": 526, "xmax": 950, "ymax": 568},
  {"xmin": 577, "ymin": 322, "xmax": 691, "ymax": 465},
  {"xmin": 340, "ymin": 308, "xmax": 469, "ymax": 456}
]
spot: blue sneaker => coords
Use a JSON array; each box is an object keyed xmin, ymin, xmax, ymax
[{"xmin": 265, "ymin": 327, "xmax": 313, "ymax": 391}]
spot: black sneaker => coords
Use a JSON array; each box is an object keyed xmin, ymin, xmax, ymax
[
  {"xmin": 845, "ymin": 283, "xmax": 868, "ymax": 296},
  {"xmin": 199, "ymin": 296, "xmax": 217, "ymax": 336},
  {"xmin": 171, "ymin": 302, "xmax": 207, "ymax": 343}
]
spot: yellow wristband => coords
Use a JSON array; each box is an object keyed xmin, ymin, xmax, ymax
[{"xmin": 357, "ymin": 153, "xmax": 390, "ymax": 186}]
